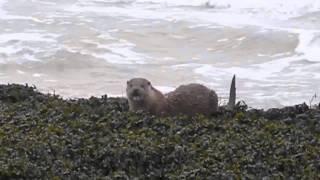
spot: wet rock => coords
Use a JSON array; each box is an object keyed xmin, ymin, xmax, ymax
[
  {"xmin": 315, "ymin": 124, "xmax": 320, "ymax": 133},
  {"xmin": 264, "ymin": 108, "xmax": 282, "ymax": 119},
  {"xmin": 283, "ymin": 117, "xmax": 294, "ymax": 124},
  {"xmin": 293, "ymin": 103, "xmax": 309, "ymax": 114},
  {"xmin": 0, "ymin": 84, "xmax": 318, "ymax": 179},
  {"xmin": 314, "ymin": 114, "xmax": 320, "ymax": 121},
  {"xmin": 235, "ymin": 101, "xmax": 248, "ymax": 112},
  {"xmin": 247, "ymin": 109, "xmax": 264, "ymax": 118},
  {"xmin": 296, "ymin": 114, "xmax": 309, "ymax": 120}
]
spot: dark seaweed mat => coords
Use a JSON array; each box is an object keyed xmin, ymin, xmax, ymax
[{"xmin": 0, "ymin": 84, "xmax": 319, "ymax": 179}]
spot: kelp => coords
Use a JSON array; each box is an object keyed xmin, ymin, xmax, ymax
[{"xmin": 0, "ymin": 84, "xmax": 319, "ymax": 179}]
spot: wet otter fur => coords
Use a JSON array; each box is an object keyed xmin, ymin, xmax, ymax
[
  {"xmin": 165, "ymin": 83, "xmax": 218, "ymax": 116},
  {"xmin": 126, "ymin": 75, "xmax": 236, "ymax": 117}
]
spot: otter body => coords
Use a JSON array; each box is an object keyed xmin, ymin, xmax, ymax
[
  {"xmin": 166, "ymin": 83, "xmax": 218, "ymax": 116},
  {"xmin": 126, "ymin": 78, "xmax": 226, "ymax": 117}
]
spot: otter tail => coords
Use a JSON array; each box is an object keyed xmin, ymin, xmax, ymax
[{"xmin": 227, "ymin": 75, "xmax": 236, "ymax": 110}]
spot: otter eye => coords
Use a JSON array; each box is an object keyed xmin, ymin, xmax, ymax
[{"xmin": 147, "ymin": 82, "xmax": 151, "ymax": 85}]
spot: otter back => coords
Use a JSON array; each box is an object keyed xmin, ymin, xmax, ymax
[{"xmin": 166, "ymin": 83, "xmax": 218, "ymax": 116}]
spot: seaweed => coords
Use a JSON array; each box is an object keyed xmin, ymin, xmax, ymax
[{"xmin": 0, "ymin": 84, "xmax": 319, "ymax": 179}]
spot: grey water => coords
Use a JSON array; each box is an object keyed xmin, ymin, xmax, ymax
[{"xmin": 0, "ymin": 0, "xmax": 320, "ymax": 108}]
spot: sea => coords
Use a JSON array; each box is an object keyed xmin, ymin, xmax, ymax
[{"xmin": 0, "ymin": 0, "xmax": 320, "ymax": 108}]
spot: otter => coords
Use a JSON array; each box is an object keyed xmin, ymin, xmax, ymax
[
  {"xmin": 165, "ymin": 83, "xmax": 218, "ymax": 116},
  {"xmin": 126, "ymin": 78, "xmax": 168, "ymax": 116},
  {"xmin": 166, "ymin": 75, "xmax": 236, "ymax": 116},
  {"xmin": 126, "ymin": 75, "xmax": 236, "ymax": 116}
]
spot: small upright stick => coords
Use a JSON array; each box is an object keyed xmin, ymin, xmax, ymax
[{"xmin": 227, "ymin": 75, "xmax": 236, "ymax": 110}]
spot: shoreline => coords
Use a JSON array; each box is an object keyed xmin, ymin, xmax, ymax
[{"xmin": 1, "ymin": 82, "xmax": 319, "ymax": 110}]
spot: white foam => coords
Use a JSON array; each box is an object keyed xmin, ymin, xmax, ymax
[
  {"xmin": 163, "ymin": 56, "xmax": 175, "ymax": 61},
  {"xmin": 257, "ymin": 54, "xmax": 268, "ymax": 57},
  {"xmin": 206, "ymin": 48, "xmax": 216, "ymax": 51},
  {"xmin": 78, "ymin": 33, "xmax": 151, "ymax": 64},
  {"xmin": 295, "ymin": 30, "xmax": 320, "ymax": 62},
  {"xmin": 23, "ymin": 54, "xmax": 41, "ymax": 62},
  {"xmin": 66, "ymin": 4, "xmax": 174, "ymax": 21},
  {"xmin": 257, "ymin": 52, "xmax": 292, "ymax": 58},
  {"xmin": 0, "ymin": 0, "xmax": 7, "ymax": 17},
  {"xmin": 133, "ymin": 0, "xmax": 320, "ymax": 19},
  {"xmin": 174, "ymin": 55, "xmax": 301, "ymax": 81},
  {"xmin": 0, "ymin": 0, "xmax": 42, "ymax": 21},
  {"xmin": 33, "ymin": 73, "xmax": 44, "ymax": 77},
  {"xmin": 0, "ymin": 46, "xmax": 20, "ymax": 54},
  {"xmin": 94, "ymin": 43, "xmax": 149, "ymax": 64},
  {"xmin": 271, "ymin": 52, "xmax": 292, "ymax": 58},
  {"xmin": 16, "ymin": 70, "xmax": 25, "ymax": 74},
  {"xmin": 44, "ymin": 79, "xmax": 58, "ymax": 83},
  {"xmin": 109, "ymin": 93, "xmax": 125, "ymax": 98},
  {"xmin": 0, "ymin": 33, "xmax": 57, "ymax": 43},
  {"xmin": 171, "ymin": 63, "xmax": 204, "ymax": 70},
  {"xmin": 237, "ymin": 37, "xmax": 246, "ymax": 41},
  {"xmin": 0, "ymin": 31, "xmax": 60, "ymax": 63},
  {"xmin": 66, "ymin": 3, "xmax": 258, "ymax": 29},
  {"xmin": 217, "ymin": 38, "xmax": 229, "ymax": 42},
  {"xmin": 67, "ymin": 0, "xmax": 320, "ymax": 31}
]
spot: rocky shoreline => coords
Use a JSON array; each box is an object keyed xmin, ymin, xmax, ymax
[{"xmin": 0, "ymin": 84, "xmax": 319, "ymax": 179}]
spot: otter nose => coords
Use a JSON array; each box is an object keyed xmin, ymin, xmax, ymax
[{"xmin": 133, "ymin": 89, "xmax": 139, "ymax": 95}]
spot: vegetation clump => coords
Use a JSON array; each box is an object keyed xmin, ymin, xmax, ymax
[{"xmin": 0, "ymin": 84, "xmax": 319, "ymax": 179}]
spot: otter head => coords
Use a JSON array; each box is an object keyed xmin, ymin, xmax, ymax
[{"xmin": 126, "ymin": 78, "xmax": 152, "ymax": 105}]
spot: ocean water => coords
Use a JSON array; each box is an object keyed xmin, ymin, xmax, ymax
[{"xmin": 0, "ymin": 0, "xmax": 319, "ymax": 108}]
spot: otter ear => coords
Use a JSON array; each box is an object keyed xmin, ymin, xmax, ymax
[{"xmin": 127, "ymin": 81, "xmax": 129, "ymax": 85}]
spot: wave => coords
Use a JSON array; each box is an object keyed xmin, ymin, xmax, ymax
[
  {"xmin": 115, "ymin": 0, "xmax": 320, "ymax": 19},
  {"xmin": 296, "ymin": 30, "xmax": 320, "ymax": 62}
]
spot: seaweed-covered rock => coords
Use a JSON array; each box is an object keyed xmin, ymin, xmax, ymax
[
  {"xmin": 263, "ymin": 103, "xmax": 309, "ymax": 120},
  {"xmin": 0, "ymin": 84, "xmax": 319, "ymax": 179}
]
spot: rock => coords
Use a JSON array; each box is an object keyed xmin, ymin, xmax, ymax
[
  {"xmin": 235, "ymin": 101, "xmax": 248, "ymax": 112},
  {"xmin": 283, "ymin": 117, "xmax": 294, "ymax": 124},
  {"xmin": 0, "ymin": 84, "xmax": 318, "ymax": 179},
  {"xmin": 314, "ymin": 114, "xmax": 320, "ymax": 121},
  {"xmin": 293, "ymin": 103, "xmax": 309, "ymax": 114},
  {"xmin": 247, "ymin": 109, "xmax": 264, "ymax": 118},
  {"xmin": 295, "ymin": 114, "xmax": 309, "ymax": 120},
  {"xmin": 264, "ymin": 108, "xmax": 283, "ymax": 119}
]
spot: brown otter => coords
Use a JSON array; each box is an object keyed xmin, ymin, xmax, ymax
[
  {"xmin": 126, "ymin": 75, "xmax": 236, "ymax": 116},
  {"xmin": 166, "ymin": 75, "xmax": 236, "ymax": 116},
  {"xmin": 126, "ymin": 78, "xmax": 168, "ymax": 116},
  {"xmin": 165, "ymin": 83, "xmax": 218, "ymax": 116}
]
